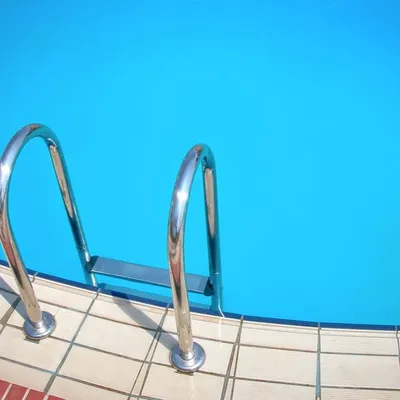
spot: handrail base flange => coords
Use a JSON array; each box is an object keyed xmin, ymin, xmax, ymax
[
  {"xmin": 170, "ymin": 342, "xmax": 206, "ymax": 373},
  {"xmin": 23, "ymin": 311, "xmax": 56, "ymax": 341}
]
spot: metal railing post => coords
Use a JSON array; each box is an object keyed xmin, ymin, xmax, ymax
[
  {"xmin": 0, "ymin": 124, "xmax": 94, "ymax": 340},
  {"xmin": 167, "ymin": 144, "xmax": 222, "ymax": 373}
]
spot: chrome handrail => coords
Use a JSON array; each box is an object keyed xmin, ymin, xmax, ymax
[
  {"xmin": 0, "ymin": 124, "xmax": 94, "ymax": 340},
  {"xmin": 167, "ymin": 144, "xmax": 222, "ymax": 373}
]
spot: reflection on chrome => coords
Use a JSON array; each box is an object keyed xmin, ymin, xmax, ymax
[
  {"xmin": 168, "ymin": 144, "xmax": 222, "ymax": 373},
  {"xmin": 0, "ymin": 124, "xmax": 94, "ymax": 339}
]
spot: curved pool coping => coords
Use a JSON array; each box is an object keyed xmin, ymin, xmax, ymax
[{"xmin": 0, "ymin": 259, "xmax": 396, "ymax": 332}]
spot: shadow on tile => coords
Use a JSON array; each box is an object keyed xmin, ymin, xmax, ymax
[
  {"xmin": 0, "ymin": 276, "xmax": 16, "ymax": 294},
  {"xmin": 112, "ymin": 296, "xmax": 178, "ymax": 351},
  {"xmin": 0, "ymin": 277, "xmax": 24, "ymax": 318}
]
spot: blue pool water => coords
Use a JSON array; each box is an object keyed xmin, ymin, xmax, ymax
[{"xmin": 1, "ymin": 1, "xmax": 400, "ymax": 325}]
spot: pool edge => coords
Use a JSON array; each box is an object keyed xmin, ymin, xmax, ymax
[{"xmin": 0, "ymin": 259, "xmax": 396, "ymax": 331}]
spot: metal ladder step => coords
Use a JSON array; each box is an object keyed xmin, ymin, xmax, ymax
[{"xmin": 89, "ymin": 256, "xmax": 214, "ymax": 296}]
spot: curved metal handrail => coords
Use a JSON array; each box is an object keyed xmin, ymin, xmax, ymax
[
  {"xmin": 0, "ymin": 123, "xmax": 93, "ymax": 339},
  {"xmin": 167, "ymin": 144, "xmax": 222, "ymax": 373}
]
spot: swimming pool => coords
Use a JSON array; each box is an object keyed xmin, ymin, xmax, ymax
[{"xmin": 1, "ymin": 1, "xmax": 400, "ymax": 326}]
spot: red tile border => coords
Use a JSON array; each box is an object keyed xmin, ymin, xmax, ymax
[
  {"xmin": 5, "ymin": 384, "xmax": 27, "ymax": 400},
  {"xmin": 0, "ymin": 380, "xmax": 64, "ymax": 400},
  {"xmin": 25, "ymin": 389, "xmax": 46, "ymax": 400},
  {"xmin": 0, "ymin": 379, "xmax": 10, "ymax": 398}
]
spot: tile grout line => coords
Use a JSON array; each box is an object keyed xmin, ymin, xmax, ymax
[
  {"xmin": 0, "ymin": 344, "xmax": 225, "ymax": 381},
  {"xmin": 134, "ymin": 304, "xmax": 171, "ymax": 399},
  {"xmin": 0, "ymin": 286, "xmax": 92, "ymax": 317},
  {"xmin": 32, "ymin": 300, "xmax": 86, "ymax": 316},
  {"xmin": 3, "ymin": 346, "xmax": 400, "ymax": 394},
  {"xmin": 57, "ymin": 374, "xmax": 131, "ymax": 397},
  {"xmin": 315, "ymin": 322, "xmax": 321, "ymax": 400},
  {"xmin": 7, "ymin": 313, "xmax": 397, "ymax": 360},
  {"xmin": 238, "ymin": 342, "xmax": 318, "ymax": 353},
  {"xmin": 3, "ymin": 293, "xmax": 239, "ymax": 344},
  {"xmin": 219, "ymin": 318, "xmax": 240, "ymax": 400},
  {"xmin": 2, "ymin": 293, "xmax": 239, "ymax": 344},
  {"xmin": 43, "ymin": 289, "xmax": 100, "ymax": 393},
  {"xmin": 158, "ymin": 329, "xmax": 236, "ymax": 345},
  {"xmin": 235, "ymin": 343, "xmax": 399, "ymax": 357},
  {"xmin": 4, "ymin": 312, "xmax": 400, "ymax": 356},
  {"xmin": 6, "ymin": 323, "xmax": 70, "ymax": 344},
  {"xmin": 0, "ymin": 287, "xmax": 16, "ymax": 297},
  {"xmin": 125, "ymin": 304, "xmax": 168, "ymax": 399},
  {"xmin": 320, "ymin": 351, "xmax": 398, "ymax": 357},
  {"xmin": 150, "ymin": 360, "xmax": 227, "ymax": 378},
  {"xmin": 0, "ymin": 354, "xmax": 54, "ymax": 374},
  {"xmin": 320, "ymin": 385, "xmax": 400, "ymax": 392},
  {"xmin": 232, "ymin": 376, "xmax": 316, "ymax": 388},
  {"xmin": 229, "ymin": 316, "xmax": 244, "ymax": 400},
  {"xmin": 70, "ymin": 307, "xmax": 239, "ymax": 346},
  {"xmin": 218, "ymin": 315, "xmax": 243, "ymax": 400},
  {"xmin": 5, "ymin": 350, "xmax": 400, "ymax": 394},
  {"xmin": 72, "ymin": 341, "xmax": 152, "ymax": 364}
]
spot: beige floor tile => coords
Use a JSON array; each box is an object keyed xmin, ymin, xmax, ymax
[
  {"xmin": 90, "ymin": 295, "xmax": 164, "ymax": 330},
  {"xmin": 32, "ymin": 278, "xmax": 95, "ymax": 312},
  {"xmin": 0, "ymin": 289, "xmax": 17, "ymax": 319},
  {"xmin": 236, "ymin": 345, "xmax": 317, "ymax": 385},
  {"xmin": 0, "ymin": 358, "xmax": 51, "ymax": 391},
  {"xmin": 49, "ymin": 376, "xmax": 127, "ymax": 400},
  {"xmin": 163, "ymin": 310, "xmax": 240, "ymax": 342},
  {"xmin": 152, "ymin": 332, "xmax": 233, "ymax": 375},
  {"xmin": 233, "ymin": 379, "xmax": 315, "ymax": 400},
  {"xmin": 0, "ymin": 264, "xmax": 8, "ymax": 273},
  {"xmin": 0, "ymin": 326, "xmax": 69, "ymax": 371},
  {"xmin": 321, "ymin": 329, "xmax": 398, "ymax": 355},
  {"xmin": 241, "ymin": 321, "xmax": 318, "ymax": 351},
  {"xmin": 321, "ymin": 387, "xmax": 400, "ymax": 399},
  {"xmin": 8, "ymin": 301, "xmax": 84, "ymax": 341},
  {"xmin": 75, "ymin": 315, "xmax": 155, "ymax": 360},
  {"xmin": 321, "ymin": 353, "xmax": 400, "ymax": 389},
  {"xmin": 142, "ymin": 363, "xmax": 224, "ymax": 400},
  {"xmin": 60, "ymin": 345, "xmax": 141, "ymax": 393}
]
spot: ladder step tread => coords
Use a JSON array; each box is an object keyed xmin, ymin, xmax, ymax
[{"xmin": 90, "ymin": 256, "xmax": 212, "ymax": 295}]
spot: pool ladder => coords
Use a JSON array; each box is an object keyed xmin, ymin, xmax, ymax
[{"xmin": 0, "ymin": 123, "xmax": 222, "ymax": 373}]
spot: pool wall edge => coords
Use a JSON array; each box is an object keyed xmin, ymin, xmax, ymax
[{"xmin": 0, "ymin": 259, "xmax": 396, "ymax": 331}]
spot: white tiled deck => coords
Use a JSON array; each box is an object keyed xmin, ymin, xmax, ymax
[{"xmin": 0, "ymin": 265, "xmax": 399, "ymax": 399}]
